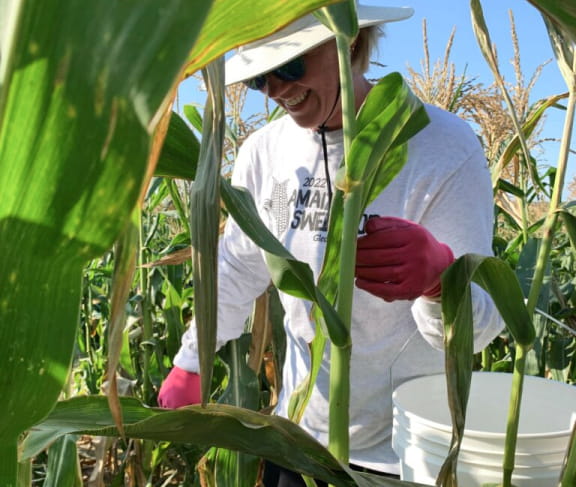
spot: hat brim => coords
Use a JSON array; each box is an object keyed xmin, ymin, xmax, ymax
[{"xmin": 225, "ymin": 5, "xmax": 414, "ymax": 86}]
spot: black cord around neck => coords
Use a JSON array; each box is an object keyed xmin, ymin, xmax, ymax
[
  {"xmin": 317, "ymin": 125, "xmax": 333, "ymax": 209},
  {"xmin": 316, "ymin": 85, "xmax": 341, "ymax": 212}
]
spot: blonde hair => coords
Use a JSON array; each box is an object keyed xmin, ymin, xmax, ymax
[{"xmin": 352, "ymin": 25, "xmax": 384, "ymax": 74}]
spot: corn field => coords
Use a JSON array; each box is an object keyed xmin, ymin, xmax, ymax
[{"xmin": 1, "ymin": 1, "xmax": 576, "ymax": 486}]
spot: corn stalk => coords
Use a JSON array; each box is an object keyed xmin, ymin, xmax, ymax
[{"xmin": 436, "ymin": 2, "xmax": 576, "ymax": 486}]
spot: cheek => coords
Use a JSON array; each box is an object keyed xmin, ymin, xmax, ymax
[
  {"xmin": 303, "ymin": 49, "xmax": 339, "ymax": 87},
  {"xmin": 304, "ymin": 68, "xmax": 339, "ymax": 103},
  {"xmin": 311, "ymin": 62, "xmax": 338, "ymax": 84}
]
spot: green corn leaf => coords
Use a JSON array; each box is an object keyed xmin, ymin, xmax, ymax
[
  {"xmin": 347, "ymin": 468, "xmax": 426, "ymax": 487},
  {"xmin": 106, "ymin": 208, "xmax": 140, "ymax": 433},
  {"xmin": 162, "ymin": 280, "xmax": 187, "ymax": 362},
  {"xmin": 495, "ymin": 178, "xmax": 525, "ymax": 199},
  {"xmin": 548, "ymin": 335, "xmax": 575, "ymax": 381},
  {"xmin": 1, "ymin": 0, "xmax": 214, "ymax": 453},
  {"xmin": 17, "ymin": 459, "xmax": 31, "ymax": 487},
  {"xmin": 220, "ymin": 179, "xmax": 348, "ymax": 347},
  {"xmin": 192, "ymin": 60, "xmax": 225, "ymax": 406},
  {"xmin": 206, "ymin": 337, "xmax": 264, "ymax": 487},
  {"xmin": 0, "ymin": 3, "xmax": 214, "ymax": 474},
  {"xmin": 24, "ymin": 396, "xmax": 431, "ymax": 486},
  {"xmin": 21, "ymin": 399, "xmax": 156, "ymax": 460},
  {"xmin": 515, "ymin": 238, "xmax": 551, "ymax": 313},
  {"xmin": 437, "ymin": 258, "xmax": 474, "ymax": 487},
  {"xmin": 214, "ymin": 447, "xmax": 260, "ymax": 487},
  {"xmin": 481, "ymin": 261, "xmax": 537, "ymax": 348},
  {"xmin": 445, "ymin": 254, "xmax": 535, "ymax": 359},
  {"xmin": 217, "ymin": 334, "xmax": 260, "ymax": 410},
  {"xmin": 490, "ymin": 93, "xmax": 568, "ymax": 189},
  {"xmin": 0, "ymin": 0, "xmax": 356, "ymax": 482},
  {"xmin": 23, "ymin": 396, "xmax": 353, "ymax": 486},
  {"xmin": 317, "ymin": 73, "xmax": 428, "ymax": 306},
  {"xmin": 351, "ymin": 73, "xmax": 429, "ymax": 207},
  {"xmin": 541, "ymin": 14, "xmax": 575, "ymax": 90},
  {"xmin": 355, "ymin": 73, "xmax": 428, "ymax": 151},
  {"xmin": 155, "ymin": 111, "xmax": 200, "ymax": 180},
  {"xmin": 315, "ymin": 188, "xmax": 346, "ymax": 305},
  {"xmin": 438, "ymin": 254, "xmax": 536, "ymax": 485},
  {"xmin": 182, "ymin": 0, "xmax": 342, "ymax": 78},
  {"xmin": 0, "ymin": 0, "xmax": 213, "ymax": 253},
  {"xmin": 314, "ymin": 0, "xmax": 358, "ymax": 42},
  {"xmin": 188, "ymin": 0, "xmax": 345, "ymax": 403},
  {"xmin": 269, "ymin": 286, "xmax": 287, "ymax": 389},
  {"xmin": 469, "ymin": 0, "xmax": 500, "ymax": 78},
  {"xmin": 287, "ymin": 333, "xmax": 327, "ymax": 423},
  {"xmin": 290, "ymin": 75, "xmax": 428, "ymax": 445},
  {"xmin": 560, "ymin": 209, "xmax": 576, "ymax": 250},
  {"xmin": 527, "ymin": 0, "xmax": 576, "ymax": 44},
  {"xmin": 560, "ymin": 424, "xmax": 576, "ymax": 487},
  {"xmin": 515, "ymin": 238, "xmax": 550, "ymax": 376},
  {"xmin": 43, "ymin": 435, "xmax": 82, "ymax": 487},
  {"xmin": 107, "ymin": 207, "xmax": 139, "ymax": 438},
  {"xmin": 184, "ymin": 104, "xmax": 204, "ymax": 133},
  {"xmin": 352, "ymin": 73, "xmax": 429, "ymax": 208}
]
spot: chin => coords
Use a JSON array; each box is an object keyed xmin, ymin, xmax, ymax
[{"xmin": 289, "ymin": 115, "xmax": 322, "ymax": 129}]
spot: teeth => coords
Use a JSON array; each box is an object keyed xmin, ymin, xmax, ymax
[{"xmin": 286, "ymin": 91, "xmax": 308, "ymax": 106}]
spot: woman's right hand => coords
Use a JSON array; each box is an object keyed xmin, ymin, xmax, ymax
[{"xmin": 158, "ymin": 366, "xmax": 202, "ymax": 408}]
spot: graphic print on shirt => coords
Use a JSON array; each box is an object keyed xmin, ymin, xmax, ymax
[
  {"xmin": 264, "ymin": 176, "xmax": 330, "ymax": 241},
  {"xmin": 287, "ymin": 176, "xmax": 378, "ymax": 240},
  {"xmin": 265, "ymin": 175, "xmax": 378, "ymax": 242},
  {"xmin": 289, "ymin": 176, "xmax": 330, "ymax": 240},
  {"xmin": 263, "ymin": 177, "xmax": 290, "ymax": 238}
]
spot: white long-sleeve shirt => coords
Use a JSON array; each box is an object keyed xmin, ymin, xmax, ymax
[{"xmin": 174, "ymin": 103, "xmax": 503, "ymax": 473}]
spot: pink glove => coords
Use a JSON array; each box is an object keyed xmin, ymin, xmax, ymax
[
  {"xmin": 158, "ymin": 366, "xmax": 202, "ymax": 408},
  {"xmin": 355, "ymin": 217, "xmax": 454, "ymax": 302}
]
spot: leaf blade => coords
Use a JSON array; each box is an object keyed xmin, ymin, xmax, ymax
[
  {"xmin": 24, "ymin": 397, "xmax": 353, "ymax": 486},
  {"xmin": 220, "ymin": 180, "xmax": 348, "ymax": 347}
]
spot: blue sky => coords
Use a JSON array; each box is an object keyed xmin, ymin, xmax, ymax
[{"xmin": 178, "ymin": 1, "xmax": 574, "ymax": 196}]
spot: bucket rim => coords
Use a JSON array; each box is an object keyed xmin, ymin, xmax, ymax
[
  {"xmin": 393, "ymin": 372, "xmax": 576, "ymax": 439},
  {"xmin": 394, "ymin": 408, "xmax": 575, "ymax": 439},
  {"xmin": 392, "ymin": 424, "xmax": 569, "ymax": 460}
]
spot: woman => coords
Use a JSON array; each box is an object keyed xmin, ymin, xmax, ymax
[{"xmin": 159, "ymin": 4, "xmax": 503, "ymax": 485}]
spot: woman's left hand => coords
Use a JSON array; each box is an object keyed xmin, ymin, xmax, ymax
[{"xmin": 355, "ymin": 216, "xmax": 454, "ymax": 302}]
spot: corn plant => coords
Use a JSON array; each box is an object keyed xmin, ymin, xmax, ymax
[
  {"xmin": 0, "ymin": 0, "xmax": 359, "ymax": 485},
  {"xmin": 11, "ymin": 0, "xmax": 430, "ymax": 484},
  {"xmin": 5, "ymin": 1, "xmax": 576, "ymax": 487},
  {"xmin": 434, "ymin": 1, "xmax": 576, "ymax": 487}
]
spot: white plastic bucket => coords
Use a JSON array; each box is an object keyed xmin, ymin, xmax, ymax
[{"xmin": 392, "ymin": 372, "xmax": 576, "ymax": 487}]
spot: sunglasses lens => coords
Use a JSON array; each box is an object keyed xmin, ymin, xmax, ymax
[
  {"xmin": 242, "ymin": 56, "xmax": 305, "ymax": 90},
  {"xmin": 243, "ymin": 76, "xmax": 266, "ymax": 91},
  {"xmin": 275, "ymin": 56, "xmax": 305, "ymax": 81}
]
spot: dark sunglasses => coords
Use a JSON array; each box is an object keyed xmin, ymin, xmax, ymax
[{"xmin": 243, "ymin": 56, "xmax": 305, "ymax": 91}]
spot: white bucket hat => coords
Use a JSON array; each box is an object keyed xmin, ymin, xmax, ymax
[{"xmin": 225, "ymin": 4, "xmax": 414, "ymax": 85}]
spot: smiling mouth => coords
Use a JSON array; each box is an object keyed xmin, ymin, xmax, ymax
[{"xmin": 285, "ymin": 90, "xmax": 309, "ymax": 107}]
